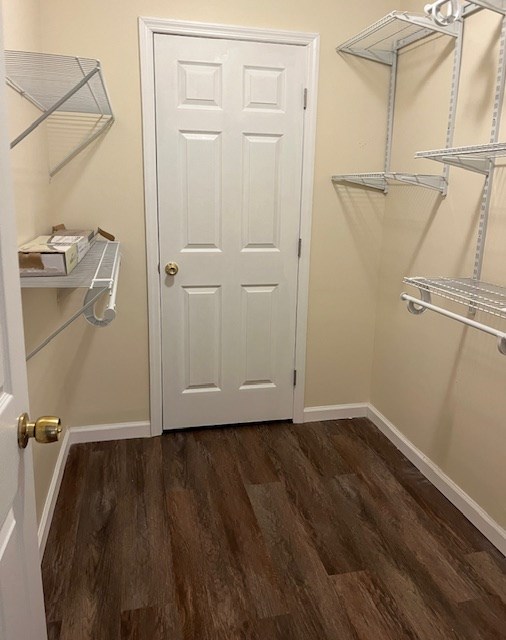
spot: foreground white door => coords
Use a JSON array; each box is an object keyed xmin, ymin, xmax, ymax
[
  {"xmin": 0, "ymin": 27, "xmax": 48, "ymax": 640},
  {"xmin": 155, "ymin": 34, "xmax": 307, "ymax": 429}
]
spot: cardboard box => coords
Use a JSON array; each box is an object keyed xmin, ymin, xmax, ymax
[
  {"xmin": 49, "ymin": 233, "xmax": 94, "ymax": 263},
  {"xmin": 50, "ymin": 227, "xmax": 95, "ymax": 262},
  {"xmin": 19, "ymin": 236, "xmax": 78, "ymax": 277}
]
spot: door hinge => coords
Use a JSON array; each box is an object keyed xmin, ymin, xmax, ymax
[
  {"xmin": 293, "ymin": 369, "xmax": 297, "ymax": 386},
  {"xmin": 157, "ymin": 263, "xmax": 160, "ymax": 274},
  {"xmin": 298, "ymin": 238, "xmax": 302, "ymax": 258},
  {"xmin": 303, "ymin": 88, "xmax": 308, "ymax": 110}
]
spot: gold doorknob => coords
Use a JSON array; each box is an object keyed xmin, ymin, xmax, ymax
[
  {"xmin": 18, "ymin": 413, "xmax": 62, "ymax": 449},
  {"xmin": 165, "ymin": 262, "xmax": 179, "ymax": 276}
]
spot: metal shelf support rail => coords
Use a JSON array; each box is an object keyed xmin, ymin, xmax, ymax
[
  {"xmin": 416, "ymin": 10, "xmax": 506, "ymax": 283},
  {"xmin": 334, "ymin": 12, "xmax": 462, "ymax": 196},
  {"xmin": 474, "ymin": 15, "xmax": 506, "ymax": 281},
  {"xmin": 5, "ymin": 51, "xmax": 114, "ymax": 177},
  {"xmin": 22, "ymin": 242, "xmax": 121, "ymax": 361},
  {"xmin": 401, "ymin": 292, "xmax": 506, "ymax": 354}
]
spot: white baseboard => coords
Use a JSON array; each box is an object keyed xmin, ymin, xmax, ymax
[
  {"xmin": 303, "ymin": 403, "xmax": 368, "ymax": 422},
  {"xmin": 366, "ymin": 404, "xmax": 506, "ymax": 557},
  {"xmin": 38, "ymin": 420, "xmax": 151, "ymax": 556},
  {"xmin": 38, "ymin": 429, "xmax": 71, "ymax": 557},
  {"xmin": 68, "ymin": 420, "xmax": 151, "ymax": 445}
]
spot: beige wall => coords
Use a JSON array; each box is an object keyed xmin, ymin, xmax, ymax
[
  {"xmin": 7, "ymin": 0, "xmax": 505, "ymax": 538},
  {"xmin": 39, "ymin": 0, "xmax": 394, "ymax": 413},
  {"xmin": 371, "ymin": 6, "xmax": 506, "ymax": 530},
  {"xmin": 5, "ymin": 0, "xmax": 395, "ymax": 522},
  {"xmin": 2, "ymin": 0, "xmax": 65, "ymax": 524}
]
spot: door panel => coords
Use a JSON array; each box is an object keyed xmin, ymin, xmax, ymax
[
  {"xmin": 0, "ymin": 19, "xmax": 48, "ymax": 640},
  {"xmin": 182, "ymin": 286, "xmax": 222, "ymax": 392},
  {"xmin": 155, "ymin": 34, "xmax": 306, "ymax": 429},
  {"xmin": 180, "ymin": 131, "xmax": 222, "ymax": 250},
  {"xmin": 242, "ymin": 134, "xmax": 282, "ymax": 249},
  {"xmin": 240, "ymin": 284, "xmax": 278, "ymax": 388}
]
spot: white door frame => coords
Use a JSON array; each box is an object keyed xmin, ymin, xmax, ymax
[{"xmin": 139, "ymin": 18, "xmax": 320, "ymax": 436}]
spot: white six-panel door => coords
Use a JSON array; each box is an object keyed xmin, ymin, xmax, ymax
[{"xmin": 154, "ymin": 35, "xmax": 307, "ymax": 429}]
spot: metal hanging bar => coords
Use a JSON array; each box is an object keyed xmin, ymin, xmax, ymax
[
  {"xmin": 26, "ymin": 287, "xmax": 107, "ymax": 361},
  {"xmin": 401, "ymin": 293, "xmax": 506, "ymax": 354}
]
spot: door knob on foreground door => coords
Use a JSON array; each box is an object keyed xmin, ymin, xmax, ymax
[
  {"xmin": 18, "ymin": 413, "xmax": 62, "ymax": 449},
  {"xmin": 165, "ymin": 262, "xmax": 179, "ymax": 276}
]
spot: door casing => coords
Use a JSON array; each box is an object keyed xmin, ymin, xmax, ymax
[{"xmin": 139, "ymin": 18, "xmax": 320, "ymax": 436}]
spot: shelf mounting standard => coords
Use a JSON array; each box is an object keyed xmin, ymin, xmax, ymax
[{"xmin": 333, "ymin": 11, "xmax": 462, "ymax": 196}]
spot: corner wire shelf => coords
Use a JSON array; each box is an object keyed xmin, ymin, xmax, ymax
[
  {"xmin": 333, "ymin": 12, "xmax": 460, "ymax": 196},
  {"xmin": 415, "ymin": 142, "xmax": 506, "ymax": 174},
  {"xmin": 21, "ymin": 242, "xmax": 121, "ymax": 361},
  {"xmin": 5, "ymin": 51, "xmax": 114, "ymax": 177},
  {"xmin": 336, "ymin": 10, "xmax": 460, "ymax": 66},
  {"xmin": 331, "ymin": 172, "xmax": 447, "ymax": 193},
  {"xmin": 401, "ymin": 277, "xmax": 506, "ymax": 354},
  {"xmin": 468, "ymin": 0, "xmax": 506, "ymax": 14}
]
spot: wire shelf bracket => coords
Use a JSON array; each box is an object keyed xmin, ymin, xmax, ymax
[
  {"xmin": 331, "ymin": 172, "xmax": 448, "ymax": 193},
  {"xmin": 331, "ymin": 172, "xmax": 387, "ymax": 192},
  {"xmin": 401, "ymin": 276, "xmax": 506, "ymax": 354},
  {"xmin": 22, "ymin": 242, "xmax": 121, "ymax": 361},
  {"xmin": 5, "ymin": 51, "xmax": 114, "ymax": 177},
  {"xmin": 415, "ymin": 142, "xmax": 506, "ymax": 174}
]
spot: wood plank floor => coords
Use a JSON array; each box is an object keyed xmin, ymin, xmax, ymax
[{"xmin": 42, "ymin": 418, "xmax": 506, "ymax": 639}]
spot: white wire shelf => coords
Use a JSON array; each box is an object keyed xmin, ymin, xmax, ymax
[
  {"xmin": 5, "ymin": 51, "xmax": 114, "ymax": 176},
  {"xmin": 469, "ymin": 0, "xmax": 506, "ymax": 14},
  {"xmin": 332, "ymin": 172, "xmax": 387, "ymax": 191},
  {"xmin": 336, "ymin": 11, "xmax": 459, "ymax": 65},
  {"xmin": 20, "ymin": 241, "xmax": 120, "ymax": 290},
  {"xmin": 415, "ymin": 142, "xmax": 506, "ymax": 173},
  {"xmin": 404, "ymin": 276, "xmax": 506, "ymax": 318},
  {"xmin": 331, "ymin": 172, "xmax": 447, "ymax": 193},
  {"xmin": 22, "ymin": 242, "xmax": 121, "ymax": 360}
]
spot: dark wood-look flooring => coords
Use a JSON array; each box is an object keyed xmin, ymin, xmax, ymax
[{"xmin": 42, "ymin": 419, "xmax": 506, "ymax": 639}]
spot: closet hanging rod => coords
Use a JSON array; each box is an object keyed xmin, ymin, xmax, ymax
[
  {"xmin": 400, "ymin": 293, "xmax": 506, "ymax": 354},
  {"xmin": 83, "ymin": 254, "xmax": 121, "ymax": 327}
]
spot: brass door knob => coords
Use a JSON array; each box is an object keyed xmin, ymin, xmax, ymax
[
  {"xmin": 165, "ymin": 262, "xmax": 179, "ymax": 276},
  {"xmin": 18, "ymin": 413, "xmax": 62, "ymax": 449}
]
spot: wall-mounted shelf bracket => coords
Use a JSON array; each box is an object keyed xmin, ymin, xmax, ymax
[
  {"xmin": 22, "ymin": 242, "xmax": 121, "ymax": 360},
  {"xmin": 336, "ymin": 11, "xmax": 459, "ymax": 66},
  {"xmin": 5, "ymin": 51, "xmax": 114, "ymax": 177}
]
